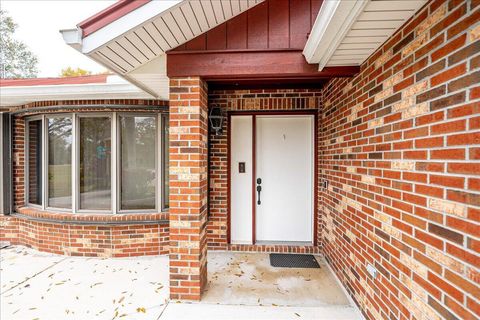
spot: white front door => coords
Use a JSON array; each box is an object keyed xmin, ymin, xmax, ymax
[{"xmin": 255, "ymin": 115, "xmax": 314, "ymax": 243}]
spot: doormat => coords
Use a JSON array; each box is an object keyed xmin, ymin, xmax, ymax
[{"xmin": 269, "ymin": 254, "xmax": 320, "ymax": 268}]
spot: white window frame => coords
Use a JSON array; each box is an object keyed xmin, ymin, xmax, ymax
[
  {"xmin": 45, "ymin": 114, "xmax": 73, "ymax": 212},
  {"xmin": 25, "ymin": 115, "xmax": 45, "ymax": 208},
  {"xmin": 24, "ymin": 112, "xmax": 166, "ymax": 214},
  {"xmin": 75, "ymin": 113, "xmax": 113, "ymax": 214},
  {"xmin": 161, "ymin": 114, "xmax": 169, "ymax": 210},
  {"xmin": 116, "ymin": 113, "xmax": 161, "ymax": 213}
]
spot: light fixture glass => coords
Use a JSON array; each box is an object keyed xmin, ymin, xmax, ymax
[{"xmin": 209, "ymin": 106, "xmax": 223, "ymax": 135}]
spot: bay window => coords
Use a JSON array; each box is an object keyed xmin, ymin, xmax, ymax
[{"xmin": 25, "ymin": 113, "xmax": 168, "ymax": 213}]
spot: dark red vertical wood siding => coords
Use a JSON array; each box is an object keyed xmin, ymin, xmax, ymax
[
  {"xmin": 289, "ymin": 0, "xmax": 311, "ymax": 48},
  {"xmin": 207, "ymin": 24, "xmax": 227, "ymax": 50},
  {"xmin": 247, "ymin": 2, "xmax": 269, "ymax": 49},
  {"xmin": 268, "ymin": 0, "xmax": 290, "ymax": 48},
  {"xmin": 171, "ymin": 0, "xmax": 322, "ymax": 52},
  {"xmin": 185, "ymin": 34, "xmax": 206, "ymax": 50},
  {"xmin": 227, "ymin": 13, "xmax": 248, "ymax": 49}
]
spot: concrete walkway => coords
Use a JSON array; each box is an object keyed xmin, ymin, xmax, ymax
[{"xmin": 0, "ymin": 245, "xmax": 362, "ymax": 320}]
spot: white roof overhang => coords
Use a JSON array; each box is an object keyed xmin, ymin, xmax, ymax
[
  {"xmin": 304, "ymin": 0, "xmax": 427, "ymax": 71},
  {"xmin": 61, "ymin": 0, "xmax": 264, "ymax": 99},
  {"xmin": 0, "ymin": 75, "xmax": 152, "ymax": 107}
]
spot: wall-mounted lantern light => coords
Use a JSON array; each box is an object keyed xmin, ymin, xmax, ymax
[{"xmin": 209, "ymin": 106, "xmax": 223, "ymax": 135}]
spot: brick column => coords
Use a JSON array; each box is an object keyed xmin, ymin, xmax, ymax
[{"xmin": 169, "ymin": 77, "xmax": 209, "ymax": 301}]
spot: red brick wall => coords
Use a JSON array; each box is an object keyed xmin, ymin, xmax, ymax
[
  {"xmin": 207, "ymin": 89, "xmax": 323, "ymax": 250},
  {"xmin": 0, "ymin": 210, "xmax": 169, "ymax": 257},
  {"xmin": 169, "ymin": 77, "xmax": 209, "ymax": 300},
  {"xmin": 320, "ymin": 1, "xmax": 479, "ymax": 319}
]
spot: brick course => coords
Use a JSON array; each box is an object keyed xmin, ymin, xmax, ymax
[{"xmin": 320, "ymin": 0, "xmax": 479, "ymax": 319}]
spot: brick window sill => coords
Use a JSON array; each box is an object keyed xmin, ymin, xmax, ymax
[{"xmin": 12, "ymin": 207, "xmax": 169, "ymax": 225}]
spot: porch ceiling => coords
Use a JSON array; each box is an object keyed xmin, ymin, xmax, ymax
[
  {"xmin": 303, "ymin": 0, "xmax": 427, "ymax": 70},
  {"xmin": 61, "ymin": 0, "xmax": 264, "ymax": 98}
]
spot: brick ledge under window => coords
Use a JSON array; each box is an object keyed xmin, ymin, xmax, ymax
[{"xmin": 12, "ymin": 207, "xmax": 169, "ymax": 225}]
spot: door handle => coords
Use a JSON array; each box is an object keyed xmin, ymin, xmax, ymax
[{"xmin": 256, "ymin": 178, "xmax": 262, "ymax": 205}]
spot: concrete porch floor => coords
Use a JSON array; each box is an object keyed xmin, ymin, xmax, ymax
[
  {"xmin": 204, "ymin": 252, "xmax": 352, "ymax": 307},
  {"xmin": 0, "ymin": 245, "xmax": 362, "ymax": 319}
]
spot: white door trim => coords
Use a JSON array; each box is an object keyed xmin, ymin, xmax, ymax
[{"xmin": 229, "ymin": 112, "xmax": 317, "ymax": 246}]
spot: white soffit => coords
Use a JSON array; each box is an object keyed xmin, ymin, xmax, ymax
[
  {"xmin": 62, "ymin": 0, "xmax": 264, "ymax": 98},
  {"xmin": 304, "ymin": 0, "xmax": 427, "ymax": 70}
]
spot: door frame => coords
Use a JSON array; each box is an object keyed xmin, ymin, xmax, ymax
[{"xmin": 227, "ymin": 110, "xmax": 318, "ymax": 246}]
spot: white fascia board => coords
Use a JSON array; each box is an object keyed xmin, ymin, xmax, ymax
[
  {"xmin": 0, "ymin": 81, "xmax": 154, "ymax": 107},
  {"xmin": 80, "ymin": 0, "xmax": 181, "ymax": 54},
  {"xmin": 60, "ymin": 28, "xmax": 82, "ymax": 50},
  {"xmin": 303, "ymin": 0, "xmax": 369, "ymax": 71}
]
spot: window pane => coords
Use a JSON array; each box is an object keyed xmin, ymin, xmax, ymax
[
  {"xmin": 48, "ymin": 117, "xmax": 72, "ymax": 208},
  {"xmin": 28, "ymin": 120, "xmax": 42, "ymax": 205},
  {"xmin": 163, "ymin": 116, "xmax": 169, "ymax": 209},
  {"xmin": 120, "ymin": 116, "xmax": 156, "ymax": 210},
  {"xmin": 79, "ymin": 117, "xmax": 111, "ymax": 210}
]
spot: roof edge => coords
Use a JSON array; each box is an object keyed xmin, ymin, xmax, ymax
[
  {"xmin": 77, "ymin": 0, "xmax": 151, "ymax": 38},
  {"xmin": 303, "ymin": 0, "xmax": 368, "ymax": 71},
  {"xmin": 0, "ymin": 79, "xmax": 156, "ymax": 107},
  {"xmin": 0, "ymin": 74, "xmax": 110, "ymax": 87}
]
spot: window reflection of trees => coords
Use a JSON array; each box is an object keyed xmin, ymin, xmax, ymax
[
  {"xmin": 48, "ymin": 117, "xmax": 72, "ymax": 208},
  {"xmin": 80, "ymin": 117, "xmax": 111, "ymax": 210},
  {"xmin": 120, "ymin": 116, "xmax": 156, "ymax": 210}
]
